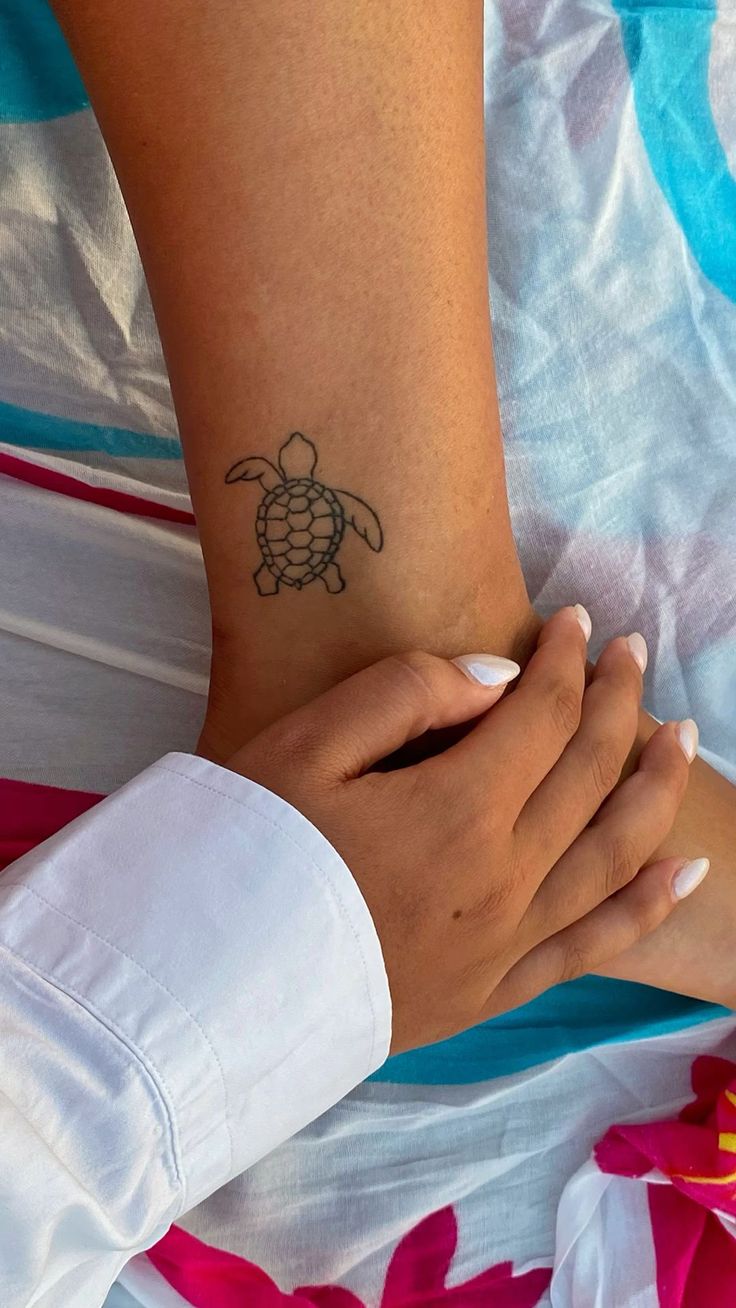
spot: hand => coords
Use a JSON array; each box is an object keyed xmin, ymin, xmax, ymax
[{"xmin": 225, "ymin": 607, "xmax": 707, "ymax": 1053}]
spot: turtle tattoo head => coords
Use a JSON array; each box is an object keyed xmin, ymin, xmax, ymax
[{"xmin": 225, "ymin": 432, "xmax": 383, "ymax": 595}]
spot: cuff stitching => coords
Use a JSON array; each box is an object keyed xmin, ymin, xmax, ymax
[
  {"xmin": 152, "ymin": 761, "xmax": 382, "ymax": 1075},
  {"xmin": 0, "ymin": 880, "xmax": 233, "ymax": 1179},
  {"xmin": 0, "ymin": 934, "xmax": 184, "ymax": 1206}
]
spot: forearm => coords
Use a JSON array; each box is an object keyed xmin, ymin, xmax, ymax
[
  {"xmin": 51, "ymin": 0, "xmax": 533, "ymax": 753},
  {"xmin": 51, "ymin": 0, "xmax": 736, "ymax": 1007}
]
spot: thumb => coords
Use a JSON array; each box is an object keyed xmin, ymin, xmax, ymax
[{"xmin": 271, "ymin": 650, "xmax": 520, "ymax": 781}]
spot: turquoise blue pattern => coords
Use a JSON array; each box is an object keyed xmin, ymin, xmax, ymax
[
  {"xmin": 0, "ymin": 399, "xmax": 181, "ymax": 460},
  {"xmin": 0, "ymin": 0, "xmax": 89, "ymax": 123},
  {"xmin": 373, "ymin": 978, "xmax": 728, "ymax": 1085},
  {"xmin": 614, "ymin": 0, "xmax": 736, "ymax": 303}
]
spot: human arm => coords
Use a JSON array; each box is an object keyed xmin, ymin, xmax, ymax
[
  {"xmin": 47, "ymin": 0, "xmax": 736, "ymax": 1010},
  {"xmin": 48, "ymin": 0, "xmax": 535, "ymax": 751},
  {"xmin": 0, "ymin": 751, "xmax": 391, "ymax": 1307},
  {"xmin": 0, "ymin": 619, "xmax": 697, "ymax": 1303}
]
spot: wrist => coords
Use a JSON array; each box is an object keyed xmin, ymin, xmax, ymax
[{"xmin": 199, "ymin": 579, "xmax": 536, "ymax": 763}]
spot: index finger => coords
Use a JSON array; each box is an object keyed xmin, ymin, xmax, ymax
[{"xmin": 438, "ymin": 606, "xmax": 590, "ymax": 814}]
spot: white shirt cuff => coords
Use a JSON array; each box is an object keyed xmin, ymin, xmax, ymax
[{"xmin": 0, "ymin": 752, "xmax": 392, "ymax": 1215}]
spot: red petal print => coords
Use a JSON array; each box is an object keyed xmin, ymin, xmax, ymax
[
  {"xmin": 595, "ymin": 1055, "xmax": 736, "ymax": 1306},
  {"xmin": 373, "ymin": 1206, "xmax": 550, "ymax": 1307},
  {"xmin": 148, "ymin": 1224, "xmax": 312, "ymax": 1308},
  {"xmin": 649, "ymin": 1186, "xmax": 736, "ymax": 1308},
  {"xmin": 0, "ymin": 778, "xmax": 101, "ymax": 871},
  {"xmin": 294, "ymin": 1289, "xmax": 364, "ymax": 1308},
  {"xmin": 380, "ymin": 1207, "xmax": 457, "ymax": 1303},
  {"xmin": 596, "ymin": 1056, "xmax": 736, "ymax": 1214},
  {"xmin": 150, "ymin": 1209, "xmax": 550, "ymax": 1308},
  {"xmin": 682, "ymin": 1056, "xmax": 736, "ymax": 1126}
]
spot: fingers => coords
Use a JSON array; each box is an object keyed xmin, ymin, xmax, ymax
[
  {"xmin": 260, "ymin": 649, "xmax": 520, "ymax": 781},
  {"xmin": 445, "ymin": 606, "xmax": 589, "ymax": 811},
  {"xmin": 516, "ymin": 634, "xmax": 645, "ymax": 861},
  {"xmin": 527, "ymin": 720, "xmax": 692, "ymax": 932},
  {"xmin": 486, "ymin": 853, "xmax": 710, "ymax": 1017}
]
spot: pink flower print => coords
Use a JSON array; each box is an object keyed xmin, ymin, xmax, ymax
[
  {"xmin": 595, "ymin": 1055, "xmax": 736, "ymax": 1307},
  {"xmin": 148, "ymin": 1206, "xmax": 551, "ymax": 1308},
  {"xmin": 301, "ymin": 1207, "xmax": 551, "ymax": 1308}
]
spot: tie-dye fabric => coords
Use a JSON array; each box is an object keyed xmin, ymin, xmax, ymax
[{"xmin": 1, "ymin": 1, "xmax": 735, "ymax": 1302}]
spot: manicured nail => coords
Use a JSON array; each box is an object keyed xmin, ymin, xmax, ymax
[
  {"xmin": 676, "ymin": 718, "xmax": 699, "ymax": 763},
  {"xmin": 672, "ymin": 857, "xmax": 710, "ymax": 900},
  {"xmin": 627, "ymin": 632, "xmax": 648, "ymax": 673},
  {"xmin": 452, "ymin": 654, "xmax": 521, "ymax": 687},
  {"xmin": 573, "ymin": 604, "xmax": 592, "ymax": 641}
]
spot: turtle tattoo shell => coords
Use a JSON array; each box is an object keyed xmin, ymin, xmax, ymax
[{"xmin": 225, "ymin": 432, "xmax": 383, "ymax": 595}]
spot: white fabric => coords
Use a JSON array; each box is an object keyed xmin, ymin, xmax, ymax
[
  {"xmin": 101, "ymin": 1024, "xmax": 736, "ymax": 1307},
  {"xmin": 157, "ymin": 1017, "xmax": 735, "ymax": 1308},
  {"xmin": 0, "ymin": 752, "xmax": 392, "ymax": 1308},
  {"xmin": 551, "ymin": 1161, "xmax": 659, "ymax": 1308},
  {"xmin": 552, "ymin": 1151, "xmax": 736, "ymax": 1307},
  {"xmin": 0, "ymin": 109, "xmax": 179, "ymax": 453},
  {"xmin": 1, "ymin": 3, "xmax": 736, "ymax": 1304},
  {"xmin": 0, "ymin": 473, "xmax": 208, "ymax": 791}
]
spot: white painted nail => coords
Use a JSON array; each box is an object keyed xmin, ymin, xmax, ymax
[
  {"xmin": 573, "ymin": 604, "xmax": 592, "ymax": 640},
  {"xmin": 672, "ymin": 857, "xmax": 710, "ymax": 900},
  {"xmin": 452, "ymin": 654, "xmax": 521, "ymax": 687},
  {"xmin": 627, "ymin": 632, "xmax": 648, "ymax": 673},
  {"xmin": 676, "ymin": 718, "xmax": 699, "ymax": 763}
]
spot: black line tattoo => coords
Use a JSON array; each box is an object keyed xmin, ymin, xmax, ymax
[{"xmin": 224, "ymin": 432, "xmax": 383, "ymax": 596}]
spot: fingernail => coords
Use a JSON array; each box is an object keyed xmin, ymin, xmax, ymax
[
  {"xmin": 676, "ymin": 718, "xmax": 699, "ymax": 763},
  {"xmin": 672, "ymin": 857, "xmax": 710, "ymax": 900},
  {"xmin": 627, "ymin": 632, "xmax": 648, "ymax": 673},
  {"xmin": 573, "ymin": 604, "xmax": 592, "ymax": 641},
  {"xmin": 452, "ymin": 654, "xmax": 522, "ymax": 687}
]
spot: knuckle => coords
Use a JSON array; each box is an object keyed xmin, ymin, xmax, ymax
[
  {"xmin": 549, "ymin": 677, "xmax": 582, "ymax": 739},
  {"xmin": 393, "ymin": 649, "xmax": 433, "ymax": 679},
  {"xmin": 275, "ymin": 715, "xmax": 328, "ymax": 774},
  {"xmin": 382, "ymin": 652, "xmax": 436, "ymax": 734},
  {"xmin": 631, "ymin": 904, "xmax": 659, "ymax": 943},
  {"xmin": 664, "ymin": 745, "xmax": 691, "ymax": 796},
  {"xmin": 589, "ymin": 736, "xmax": 624, "ymax": 799},
  {"xmin": 468, "ymin": 842, "xmax": 522, "ymax": 924},
  {"xmin": 472, "ymin": 874, "xmax": 518, "ymax": 924},
  {"xmin": 650, "ymin": 769, "xmax": 685, "ymax": 821},
  {"xmin": 604, "ymin": 675, "xmax": 640, "ymax": 733},
  {"xmin": 558, "ymin": 939, "xmax": 591, "ymax": 984},
  {"xmin": 622, "ymin": 884, "xmax": 666, "ymax": 943},
  {"xmin": 601, "ymin": 830, "xmax": 640, "ymax": 894}
]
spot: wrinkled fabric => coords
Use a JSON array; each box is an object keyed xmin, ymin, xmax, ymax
[
  {"xmin": 488, "ymin": 0, "xmax": 736, "ymax": 783},
  {"xmin": 0, "ymin": 1, "xmax": 735, "ymax": 1304},
  {"xmin": 554, "ymin": 1055, "xmax": 736, "ymax": 1306},
  {"xmin": 0, "ymin": 757, "xmax": 391, "ymax": 1307},
  {"xmin": 147, "ymin": 1024, "xmax": 736, "ymax": 1308}
]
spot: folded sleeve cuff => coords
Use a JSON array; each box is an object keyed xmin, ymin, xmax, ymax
[{"xmin": 0, "ymin": 753, "xmax": 392, "ymax": 1214}]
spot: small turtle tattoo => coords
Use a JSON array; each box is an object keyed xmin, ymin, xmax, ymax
[{"xmin": 225, "ymin": 432, "xmax": 383, "ymax": 595}]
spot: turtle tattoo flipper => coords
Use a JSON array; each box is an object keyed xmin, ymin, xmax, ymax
[{"xmin": 225, "ymin": 432, "xmax": 383, "ymax": 596}]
